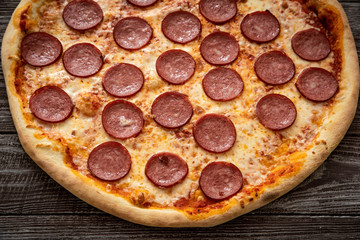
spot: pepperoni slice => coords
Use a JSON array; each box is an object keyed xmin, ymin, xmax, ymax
[
  {"xmin": 63, "ymin": 43, "xmax": 103, "ymax": 77},
  {"xmin": 162, "ymin": 11, "xmax": 201, "ymax": 44},
  {"xmin": 240, "ymin": 11, "xmax": 280, "ymax": 43},
  {"xmin": 113, "ymin": 17, "xmax": 153, "ymax": 50},
  {"xmin": 21, "ymin": 32, "xmax": 62, "ymax": 67},
  {"xmin": 145, "ymin": 152, "xmax": 188, "ymax": 188},
  {"xmin": 62, "ymin": 0, "xmax": 103, "ymax": 31},
  {"xmin": 127, "ymin": 0, "xmax": 158, "ymax": 7},
  {"xmin": 254, "ymin": 51, "xmax": 295, "ymax": 85},
  {"xmin": 102, "ymin": 100, "xmax": 144, "ymax": 139},
  {"xmin": 29, "ymin": 86, "xmax": 73, "ymax": 123},
  {"xmin": 88, "ymin": 142, "xmax": 131, "ymax": 181},
  {"xmin": 102, "ymin": 63, "xmax": 144, "ymax": 98},
  {"xmin": 193, "ymin": 114, "xmax": 236, "ymax": 153},
  {"xmin": 151, "ymin": 92, "xmax": 193, "ymax": 128},
  {"xmin": 200, "ymin": 32, "xmax": 239, "ymax": 65},
  {"xmin": 199, "ymin": 0, "xmax": 237, "ymax": 24},
  {"xmin": 292, "ymin": 28, "xmax": 331, "ymax": 61},
  {"xmin": 296, "ymin": 68, "xmax": 338, "ymax": 102},
  {"xmin": 202, "ymin": 67, "xmax": 243, "ymax": 101},
  {"xmin": 256, "ymin": 94, "xmax": 297, "ymax": 131},
  {"xmin": 156, "ymin": 50, "xmax": 196, "ymax": 85},
  {"xmin": 200, "ymin": 162, "xmax": 243, "ymax": 200}
]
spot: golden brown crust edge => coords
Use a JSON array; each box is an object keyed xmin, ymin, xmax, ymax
[
  {"xmin": 254, "ymin": 0, "xmax": 360, "ymax": 218},
  {"xmin": 1, "ymin": 0, "xmax": 359, "ymax": 227}
]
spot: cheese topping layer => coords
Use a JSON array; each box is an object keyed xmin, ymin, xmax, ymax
[{"xmin": 15, "ymin": 0, "xmax": 340, "ymax": 211}]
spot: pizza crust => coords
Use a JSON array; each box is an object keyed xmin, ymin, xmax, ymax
[{"xmin": 2, "ymin": 0, "xmax": 359, "ymax": 227}]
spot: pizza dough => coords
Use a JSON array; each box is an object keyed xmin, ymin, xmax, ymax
[{"xmin": 1, "ymin": 0, "xmax": 359, "ymax": 227}]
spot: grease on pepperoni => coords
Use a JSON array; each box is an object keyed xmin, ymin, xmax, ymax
[
  {"xmin": 21, "ymin": 32, "xmax": 62, "ymax": 67},
  {"xmin": 193, "ymin": 114, "xmax": 236, "ymax": 153},
  {"xmin": 296, "ymin": 67, "xmax": 338, "ymax": 102},
  {"xmin": 199, "ymin": 0, "xmax": 237, "ymax": 24},
  {"xmin": 256, "ymin": 94, "xmax": 297, "ymax": 131},
  {"xmin": 145, "ymin": 152, "xmax": 188, "ymax": 188},
  {"xmin": 202, "ymin": 67, "xmax": 243, "ymax": 101},
  {"xmin": 151, "ymin": 91, "xmax": 193, "ymax": 128},
  {"xmin": 156, "ymin": 49, "xmax": 196, "ymax": 85},
  {"xmin": 200, "ymin": 161, "xmax": 243, "ymax": 200},
  {"xmin": 29, "ymin": 86, "xmax": 73, "ymax": 123},
  {"xmin": 113, "ymin": 17, "xmax": 153, "ymax": 50},
  {"xmin": 102, "ymin": 63, "xmax": 144, "ymax": 98},
  {"xmin": 254, "ymin": 51, "xmax": 295, "ymax": 85},
  {"xmin": 63, "ymin": 0, "xmax": 103, "ymax": 31},
  {"xmin": 241, "ymin": 11, "xmax": 280, "ymax": 43},
  {"xmin": 200, "ymin": 32, "xmax": 239, "ymax": 65},
  {"xmin": 291, "ymin": 28, "xmax": 331, "ymax": 61},
  {"xmin": 88, "ymin": 141, "xmax": 131, "ymax": 181},
  {"xmin": 162, "ymin": 11, "xmax": 201, "ymax": 44},
  {"xmin": 63, "ymin": 43, "xmax": 103, "ymax": 77},
  {"xmin": 102, "ymin": 100, "xmax": 144, "ymax": 139}
]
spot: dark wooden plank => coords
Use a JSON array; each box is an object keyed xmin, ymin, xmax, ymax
[
  {"xmin": 0, "ymin": 0, "xmax": 359, "ymax": 239},
  {"xmin": 0, "ymin": 0, "xmax": 19, "ymax": 133},
  {"xmin": 1, "ymin": 134, "xmax": 360, "ymax": 215},
  {"xmin": 347, "ymin": 98, "xmax": 360, "ymax": 135},
  {"xmin": 0, "ymin": 215, "xmax": 359, "ymax": 240}
]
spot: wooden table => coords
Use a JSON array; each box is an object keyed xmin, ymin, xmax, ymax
[{"xmin": 1, "ymin": 0, "xmax": 360, "ymax": 238}]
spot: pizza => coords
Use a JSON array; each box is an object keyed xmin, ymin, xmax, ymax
[{"xmin": 1, "ymin": 0, "xmax": 359, "ymax": 227}]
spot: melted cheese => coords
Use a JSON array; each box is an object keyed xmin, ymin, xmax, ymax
[{"xmin": 18, "ymin": 0, "xmax": 337, "ymax": 207}]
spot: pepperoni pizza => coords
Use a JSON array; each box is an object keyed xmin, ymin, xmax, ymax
[{"xmin": 2, "ymin": 0, "xmax": 359, "ymax": 227}]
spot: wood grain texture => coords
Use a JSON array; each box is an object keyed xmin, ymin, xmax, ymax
[
  {"xmin": 0, "ymin": 0, "xmax": 359, "ymax": 239},
  {"xmin": 1, "ymin": 215, "xmax": 360, "ymax": 240}
]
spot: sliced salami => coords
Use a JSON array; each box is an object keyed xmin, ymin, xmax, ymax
[
  {"xmin": 199, "ymin": 0, "xmax": 237, "ymax": 24},
  {"xmin": 296, "ymin": 67, "xmax": 338, "ymax": 102},
  {"xmin": 291, "ymin": 28, "xmax": 331, "ymax": 61},
  {"xmin": 202, "ymin": 67, "xmax": 243, "ymax": 101},
  {"xmin": 29, "ymin": 86, "xmax": 73, "ymax": 123},
  {"xmin": 102, "ymin": 100, "xmax": 144, "ymax": 139},
  {"xmin": 145, "ymin": 152, "xmax": 188, "ymax": 188},
  {"xmin": 193, "ymin": 114, "xmax": 236, "ymax": 153},
  {"xmin": 62, "ymin": 43, "xmax": 103, "ymax": 77},
  {"xmin": 62, "ymin": 0, "xmax": 103, "ymax": 31},
  {"xmin": 88, "ymin": 141, "xmax": 131, "ymax": 181},
  {"xmin": 162, "ymin": 11, "xmax": 201, "ymax": 44},
  {"xmin": 254, "ymin": 51, "xmax": 295, "ymax": 85},
  {"xmin": 127, "ymin": 0, "xmax": 158, "ymax": 7},
  {"xmin": 113, "ymin": 17, "xmax": 153, "ymax": 50},
  {"xmin": 156, "ymin": 50, "xmax": 196, "ymax": 85},
  {"xmin": 240, "ymin": 11, "xmax": 280, "ymax": 43},
  {"xmin": 21, "ymin": 32, "xmax": 62, "ymax": 67},
  {"xmin": 256, "ymin": 94, "xmax": 297, "ymax": 131},
  {"xmin": 151, "ymin": 91, "xmax": 193, "ymax": 128},
  {"xmin": 102, "ymin": 63, "xmax": 144, "ymax": 98},
  {"xmin": 200, "ymin": 32, "xmax": 239, "ymax": 65},
  {"xmin": 199, "ymin": 161, "xmax": 243, "ymax": 200}
]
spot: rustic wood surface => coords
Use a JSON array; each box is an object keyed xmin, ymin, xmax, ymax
[{"xmin": 1, "ymin": 0, "xmax": 360, "ymax": 239}]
